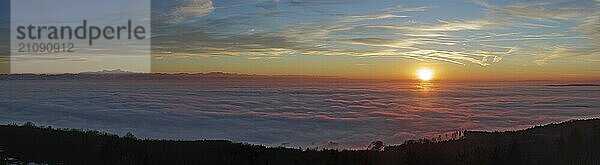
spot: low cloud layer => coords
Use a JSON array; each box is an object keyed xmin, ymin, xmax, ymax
[{"xmin": 1, "ymin": 79, "xmax": 598, "ymax": 148}]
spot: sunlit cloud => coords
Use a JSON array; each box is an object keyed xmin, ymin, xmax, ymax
[
  {"xmin": 465, "ymin": 0, "xmax": 600, "ymax": 68},
  {"xmin": 151, "ymin": 1, "xmax": 515, "ymax": 66},
  {"xmin": 339, "ymin": 38, "xmax": 423, "ymax": 49},
  {"xmin": 530, "ymin": 45, "xmax": 600, "ymax": 66},
  {"xmin": 167, "ymin": 0, "xmax": 214, "ymax": 23},
  {"xmin": 476, "ymin": 1, "xmax": 583, "ymax": 21},
  {"xmin": 338, "ymin": 14, "xmax": 408, "ymax": 22},
  {"xmin": 474, "ymin": 0, "xmax": 600, "ymax": 44},
  {"xmin": 335, "ymin": 5, "xmax": 424, "ymax": 23},
  {"xmin": 370, "ymin": 20, "xmax": 493, "ymax": 32},
  {"xmin": 575, "ymin": 5, "xmax": 600, "ymax": 44}
]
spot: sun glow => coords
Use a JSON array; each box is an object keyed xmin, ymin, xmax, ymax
[{"xmin": 417, "ymin": 68, "xmax": 434, "ymax": 81}]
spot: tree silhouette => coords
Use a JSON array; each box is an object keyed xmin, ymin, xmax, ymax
[
  {"xmin": 1, "ymin": 119, "xmax": 599, "ymax": 165},
  {"xmin": 367, "ymin": 141, "xmax": 384, "ymax": 151}
]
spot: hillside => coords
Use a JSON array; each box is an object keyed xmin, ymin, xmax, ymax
[{"xmin": 1, "ymin": 119, "xmax": 599, "ymax": 165}]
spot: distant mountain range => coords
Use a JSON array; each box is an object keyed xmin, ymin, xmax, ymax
[
  {"xmin": 546, "ymin": 84, "xmax": 600, "ymax": 87},
  {"xmin": 80, "ymin": 69, "xmax": 135, "ymax": 74},
  {"xmin": 0, "ymin": 70, "xmax": 348, "ymax": 82},
  {"xmin": 1, "ymin": 70, "xmax": 599, "ymax": 84}
]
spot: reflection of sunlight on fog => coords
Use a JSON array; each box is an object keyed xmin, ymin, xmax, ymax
[
  {"xmin": 417, "ymin": 81, "xmax": 434, "ymax": 92},
  {"xmin": 413, "ymin": 81, "xmax": 436, "ymax": 109}
]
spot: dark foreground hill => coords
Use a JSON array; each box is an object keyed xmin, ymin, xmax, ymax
[{"xmin": 1, "ymin": 119, "xmax": 599, "ymax": 165}]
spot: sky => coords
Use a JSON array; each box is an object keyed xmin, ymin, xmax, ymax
[
  {"xmin": 3, "ymin": 0, "xmax": 600, "ymax": 80},
  {"xmin": 149, "ymin": 0, "xmax": 600, "ymax": 80}
]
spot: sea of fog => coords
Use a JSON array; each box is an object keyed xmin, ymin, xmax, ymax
[{"xmin": 1, "ymin": 79, "xmax": 599, "ymax": 149}]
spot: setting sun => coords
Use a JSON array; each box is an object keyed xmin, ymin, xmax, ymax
[{"xmin": 417, "ymin": 68, "xmax": 434, "ymax": 81}]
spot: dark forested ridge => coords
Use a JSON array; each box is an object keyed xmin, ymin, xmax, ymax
[{"xmin": 1, "ymin": 119, "xmax": 599, "ymax": 165}]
